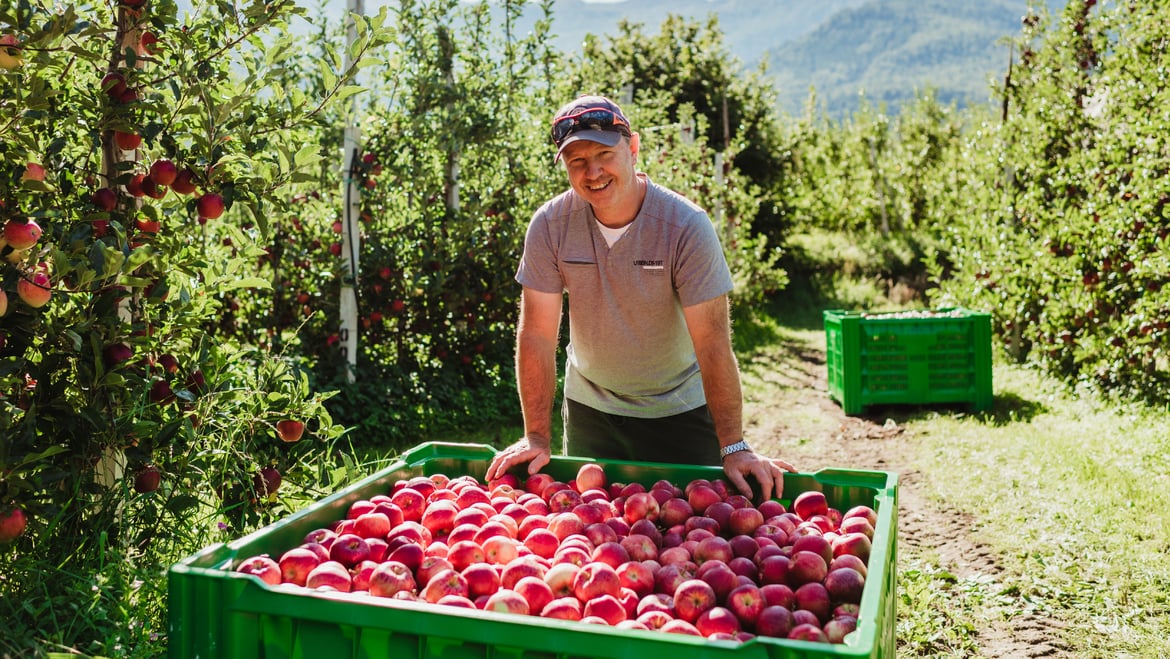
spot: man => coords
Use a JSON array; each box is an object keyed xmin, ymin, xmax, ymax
[{"xmin": 485, "ymin": 95, "xmax": 794, "ymax": 500}]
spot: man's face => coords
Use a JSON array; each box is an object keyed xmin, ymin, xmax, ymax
[{"xmin": 560, "ymin": 133, "xmax": 641, "ymax": 221}]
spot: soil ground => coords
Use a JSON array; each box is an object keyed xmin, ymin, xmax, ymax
[{"xmin": 740, "ymin": 331, "xmax": 1069, "ymax": 658}]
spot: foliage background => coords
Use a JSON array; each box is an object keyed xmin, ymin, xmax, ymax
[{"xmin": 2, "ymin": 0, "xmax": 1168, "ymax": 656}]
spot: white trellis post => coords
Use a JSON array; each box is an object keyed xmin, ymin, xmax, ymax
[{"xmin": 338, "ymin": 0, "xmax": 364, "ymax": 383}]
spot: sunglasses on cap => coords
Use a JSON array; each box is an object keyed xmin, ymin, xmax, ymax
[{"xmin": 551, "ymin": 107, "xmax": 631, "ymax": 146}]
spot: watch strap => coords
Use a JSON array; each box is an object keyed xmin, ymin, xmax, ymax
[{"xmin": 719, "ymin": 439, "xmax": 751, "ymax": 459}]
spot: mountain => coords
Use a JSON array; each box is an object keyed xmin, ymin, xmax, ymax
[
  {"xmin": 527, "ymin": 0, "xmax": 871, "ymax": 69},
  {"xmin": 491, "ymin": 0, "xmax": 1062, "ymax": 117},
  {"xmin": 217, "ymin": 0, "xmax": 1069, "ymax": 118},
  {"xmin": 764, "ymin": 0, "xmax": 1063, "ymax": 117}
]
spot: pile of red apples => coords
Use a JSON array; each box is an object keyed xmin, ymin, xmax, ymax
[{"xmin": 235, "ymin": 463, "xmax": 876, "ymax": 644}]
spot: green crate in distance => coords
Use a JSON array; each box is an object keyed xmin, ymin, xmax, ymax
[{"xmin": 824, "ymin": 308, "xmax": 993, "ymax": 416}]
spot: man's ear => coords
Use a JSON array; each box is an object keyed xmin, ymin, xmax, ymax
[{"xmin": 629, "ymin": 131, "xmax": 641, "ymax": 158}]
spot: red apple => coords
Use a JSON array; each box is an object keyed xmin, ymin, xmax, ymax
[
  {"xmin": 149, "ymin": 159, "xmax": 177, "ymax": 186},
  {"xmin": 696, "ymin": 605, "xmax": 740, "ymax": 637},
  {"xmin": 687, "ymin": 484, "xmax": 722, "ymax": 514},
  {"xmin": 484, "ymin": 588, "xmax": 530, "ymax": 616},
  {"xmin": 415, "ymin": 555, "xmax": 453, "ymax": 585},
  {"xmin": 761, "ymin": 583, "xmax": 796, "ymax": 610},
  {"xmin": 575, "ymin": 463, "xmax": 607, "ymax": 493},
  {"xmin": 660, "ymin": 619, "xmax": 702, "ymax": 635},
  {"xmin": 540, "ymin": 596, "xmax": 583, "ymax": 620},
  {"xmin": 548, "ymin": 488, "xmax": 582, "ymax": 513},
  {"xmin": 823, "ymin": 566, "xmax": 866, "ymax": 605},
  {"xmin": 196, "ymin": 192, "xmax": 225, "ymax": 220},
  {"xmin": 253, "ymin": 467, "xmax": 281, "ymax": 498},
  {"xmin": 113, "ymin": 130, "xmax": 141, "ymax": 151},
  {"xmin": 616, "ymin": 560, "xmax": 655, "ymax": 597},
  {"xmin": 542, "ymin": 562, "xmax": 579, "ymax": 598},
  {"xmin": 482, "ymin": 535, "xmax": 520, "ymax": 565},
  {"xmin": 622, "ymin": 492, "xmax": 660, "ymax": 524},
  {"xmin": 832, "ymin": 532, "xmax": 872, "ymax": 563},
  {"xmin": 794, "ymin": 581, "xmax": 832, "ymax": 623},
  {"xmin": 547, "ymin": 512, "xmax": 585, "ymax": 541},
  {"xmin": 590, "ymin": 541, "xmax": 630, "ymax": 569},
  {"xmin": 726, "ymin": 582, "xmax": 766, "ymax": 627},
  {"xmin": 275, "ymin": 419, "xmax": 304, "ymax": 443},
  {"xmin": 755, "ymin": 605, "xmax": 795, "ymax": 638},
  {"xmin": 133, "ymin": 465, "xmax": 162, "ymax": 493},
  {"xmin": 305, "ymin": 560, "xmax": 352, "ymax": 592},
  {"xmin": 422, "ymin": 499, "xmax": 460, "ymax": 538},
  {"xmin": 788, "ymin": 622, "xmax": 829, "ymax": 642},
  {"xmin": 618, "ymin": 533, "xmax": 658, "ymax": 562},
  {"xmin": 368, "ymin": 560, "xmax": 416, "ymax": 598},
  {"xmin": 693, "ymin": 536, "xmax": 734, "ymax": 565},
  {"xmin": 829, "ymin": 553, "xmax": 868, "ymax": 578},
  {"xmin": 446, "ymin": 539, "xmax": 486, "ymax": 571},
  {"xmin": 524, "ymin": 473, "xmax": 555, "ymax": 496},
  {"xmin": 4, "ymin": 220, "xmax": 41, "ymax": 251},
  {"xmin": 572, "ymin": 561, "xmax": 621, "ymax": 601},
  {"xmin": 673, "ymin": 578, "xmax": 717, "ymax": 624},
  {"xmin": 583, "ymin": 593, "xmax": 626, "ymax": 625},
  {"xmin": 235, "ymin": 555, "xmax": 281, "ymax": 585},
  {"xmin": 655, "ymin": 498, "xmax": 691, "ymax": 528},
  {"xmin": 793, "ymin": 491, "xmax": 829, "ymax": 521},
  {"xmin": 278, "ymin": 547, "xmax": 322, "ymax": 586},
  {"xmin": 513, "ymin": 575, "xmax": 554, "ymax": 614},
  {"xmin": 792, "ymin": 534, "xmax": 834, "ymax": 565},
  {"xmin": 758, "ymin": 554, "xmax": 790, "ymax": 585},
  {"xmin": 786, "ymin": 551, "xmax": 828, "ymax": 588},
  {"xmin": 352, "ymin": 512, "xmax": 391, "ymax": 540},
  {"xmin": 462, "ymin": 561, "xmax": 501, "ymax": 599},
  {"xmin": 825, "ymin": 615, "xmax": 858, "ymax": 643},
  {"xmin": 698, "ymin": 562, "xmax": 739, "ymax": 603},
  {"xmin": 583, "ymin": 522, "xmax": 618, "ymax": 548},
  {"xmin": 171, "ymin": 168, "xmax": 197, "ymax": 195},
  {"xmin": 421, "ymin": 568, "xmax": 469, "ymax": 603},
  {"xmin": 391, "ymin": 488, "xmax": 426, "ymax": 522},
  {"xmin": 329, "ymin": 533, "xmax": 371, "ymax": 568},
  {"xmin": 728, "ymin": 506, "xmax": 765, "ymax": 536},
  {"xmin": 839, "ymin": 516, "xmax": 875, "ymax": 540}
]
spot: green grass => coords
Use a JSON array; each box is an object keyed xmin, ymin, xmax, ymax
[{"xmin": 899, "ymin": 366, "xmax": 1170, "ymax": 657}]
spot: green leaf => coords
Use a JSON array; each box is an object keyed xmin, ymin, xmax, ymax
[{"xmin": 221, "ymin": 277, "xmax": 271, "ymax": 291}]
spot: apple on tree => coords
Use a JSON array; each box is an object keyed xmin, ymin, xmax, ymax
[
  {"xmin": 0, "ymin": 506, "xmax": 27, "ymax": 543},
  {"xmin": 276, "ymin": 419, "xmax": 305, "ymax": 442},
  {"xmin": 17, "ymin": 270, "xmax": 52, "ymax": 308}
]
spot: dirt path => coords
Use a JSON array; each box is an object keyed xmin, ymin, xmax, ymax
[{"xmin": 740, "ymin": 337, "xmax": 1068, "ymax": 658}]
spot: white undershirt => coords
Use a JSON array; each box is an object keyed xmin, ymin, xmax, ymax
[{"xmin": 596, "ymin": 219, "xmax": 632, "ymax": 247}]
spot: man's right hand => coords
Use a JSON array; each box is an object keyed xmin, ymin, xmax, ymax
[{"xmin": 485, "ymin": 436, "xmax": 552, "ymax": 483}]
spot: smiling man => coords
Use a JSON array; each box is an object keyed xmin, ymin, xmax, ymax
[{"xmin": 485, "ymin": 95, "xmax": 794, "ymax": 501}]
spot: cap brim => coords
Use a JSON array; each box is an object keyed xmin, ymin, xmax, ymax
[{"xmin": 554, "ymin": 128, "xmax": 624, "ymax": 162}]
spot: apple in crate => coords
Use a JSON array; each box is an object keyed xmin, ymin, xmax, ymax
[
  {"xmin": 367, "ymin": 560, "xmax": 416, "ymax": 598},
  {"xmin": 236, "ymin": 555, "xmax": 281, "ymax": 585}
]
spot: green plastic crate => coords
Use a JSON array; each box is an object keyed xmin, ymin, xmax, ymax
[
  {"xmin": 169, "ymin": 442, "xmax": 898, "ymax": 659},
  {"xmin": 824, "ymin": 308, "xmax": 993, "ymax": 416}
]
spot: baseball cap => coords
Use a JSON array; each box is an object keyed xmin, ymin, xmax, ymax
[{"xmin": 551, "ymin": 95, "xmax": 632, "ymax": 162}]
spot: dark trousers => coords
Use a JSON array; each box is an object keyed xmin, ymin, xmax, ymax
[{"xmin": 562, "ymin": 398, "xmax": 721, "ymax": 465}]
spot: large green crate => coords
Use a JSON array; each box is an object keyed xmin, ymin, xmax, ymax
[
  {"xmin": 169, "ymin": 442, "xmax": 898, "ymax": 659},
  {"xmin": 824, "ymin": 308, "xmax": 993, "ymax": 416}
]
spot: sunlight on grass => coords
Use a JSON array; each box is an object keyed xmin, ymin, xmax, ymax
[{"xmin": 901, "ymin": 362, "xmax": 1170, "ymax": 657}]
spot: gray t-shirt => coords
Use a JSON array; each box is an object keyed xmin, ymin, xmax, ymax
[{"xmin": 516, "ymin": 174, "xmax": 734, "ymax": 418}]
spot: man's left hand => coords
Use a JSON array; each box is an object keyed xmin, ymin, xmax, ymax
[{"xmin": 722, "ymin": 451, "xmax": 796, "ymax": 502}]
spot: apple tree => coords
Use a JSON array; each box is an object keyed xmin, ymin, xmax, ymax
[
  {"xmin": 929, "ymin": 0, "xmax": 1170, "ymax": 403},
  {"xmin": 0, "ymin": 0, "xmax": 389, "ymax": 653}
]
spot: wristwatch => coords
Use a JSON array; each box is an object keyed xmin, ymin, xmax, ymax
[{"xmin": 719, "ymin": 440, "xmax": 751, "ymax": 459}]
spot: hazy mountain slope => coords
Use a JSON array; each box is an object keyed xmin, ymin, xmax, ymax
[{"xmin": 765, "ymin": 0, "xmax": 1048, "ymax": 116}]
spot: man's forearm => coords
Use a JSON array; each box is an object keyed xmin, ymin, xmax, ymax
[{"xmin": 516, "ymin": 333, "xmax": 557, "ymax": 442}]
